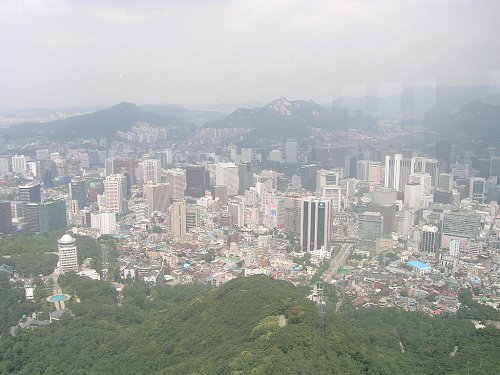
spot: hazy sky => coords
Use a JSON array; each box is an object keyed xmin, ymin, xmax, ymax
[{"xmin": 0, "ymin": 0, "xmax": 499, "ymax": 110}]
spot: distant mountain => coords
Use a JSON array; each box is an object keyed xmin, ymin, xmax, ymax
[
  {"xmin": 424, "ymin": 100, "xmax": 500, "ymax": 143},
  {"xmin": 0, "ymin": 102, "xmax": 187, "ymax": 140},
  {"xmin": 140, "ymin": 105, "xmax": 225, "ymax": 126},
  {"xmin": 206, "ymin": 97, "xmax": 375, "ymax": 138},
  {"xmin": 332, "ymin": 85, "xmax": 500, "ymax": 119},
  {"xmin": 207, "ymin": 100, "xmax": 264, "ymax": 113}
]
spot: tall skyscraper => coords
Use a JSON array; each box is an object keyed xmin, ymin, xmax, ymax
[
  {"xmin": 185, "ymin": 165, "xmax": 209, "ymax": 198},
  {"xmin": 238, "ymin": 163, "xmax": 253, "ymax": 195},
  {"xmin": 438, "ymin": 173, "xmax": 453, "ymax": 192},
  {"xmin": 435, "ymin": 140, "xmax": 451, "ymax": 173},
  {"xmin": 104, "ymin": 174, "xmax": 128, "ymax": 214},
  {"xmin": 420, "ymin": 225, "xmax": 438, "ymax": 253},
  {"xmin": 70, "ymin": 178, "xmax": 88, "ymax": 209},
  {"xmin": 358, "ymin": 212, "xmax": 383, "ymax": 251},
  {"xmin": 11, "ymin": 155, "xmax": 28, "ymax": 174},
  {"xmin": 469, "ymin": 177, "xmax": 485, "ymax": 203},
  {"xmin": 300, "ymin": 197, "xmax": 331, "ymax": 252},
  {"xmin": 384, "ymin": 154, "xmax": 412, "ymax": 192},
  {"xmin": 299, "ymin": 165, "xmax": 318, "ymax": 192},
  {"xmin": 58, "ymin": 234, "xmax": 78, "ymax": 273},
  {"xmin": 316, "ymin": 169, "xmax": 339, "ymax": 191},
  {"xmin": 357, "ymin": 160, "xmax": 381, "ymax": 184},
  {"xmin": 322, "ymin": 185, "xmax": 342, "ymax": 214},
  {"xmin": 215, "ymin": 163, "xmax": 239, "ymax": 196},
  {"xmin": 285, "ymin": 140, "xmax": 298, "ymax": 164},
  {"xmin": 169, "ymin": 200, "xmax": 186, "ymax": 238},
  {"xmin": 240, "ymin": 148, "xmax": 253, "ymax": 163},
  {"xmin": 142, "ymin": 159, "xmax": 161, "ymax": 184},
  {"xmin": 165, "ymin": 168, "xmax": 186, "ymax": 200},
  {"xmin": 144, "ymin": 182, "xmax": 172, "ymax": 215},
  {"xmin": 24, "ymin": 199, "xmax": 67, "ymax": 233},
  {"xmin": 0, "ymin": 202, "xmax": 12, "ymax": 234},
  {"xmin": 18, "ymin": 183, "xmax": 41, "ymax": 203}
]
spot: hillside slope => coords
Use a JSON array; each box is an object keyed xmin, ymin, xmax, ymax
[{"xmin": 1, "ymin": 276, "xmax": 499, "ymax": 374}]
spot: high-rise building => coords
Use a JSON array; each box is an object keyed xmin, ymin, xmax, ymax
[
  {"xmin": 322, "ymin": 185, "xmax": 342, "ymax": 214},
  {"xmin": 90, "ymin": 212, "xmax": 117, "ymax": 235},
  {"xmin": 240, "ymin": 148, "xmax": 253, "ymax": 163},
  {"xmin": 165, "ymin": 168, "xmax": 186, "ymax": 200},
  {"xmin": 490, "ymin": 156, "xmax": 500, "ymax": 177},
  {"xmin": 370, "ymin": 204, "xmax": 396, "ymax": 236},
  {"xmin": 284, "ymin": 194, "xmax": 303, "ymax": 234},
  {"xmin": 0, "ymin": 202, "xmax": 12, "ymax": 234},
  {"xmin": 413, "ymin": 157, "xmax": 440, "ymax": 187},
  {"xmin": 104, "ymin": 174, "xmax": 128, "ymax": 214},
  {"xmin": 228, "ymin": 200, "xmax": 245, "ymax": 228},
  {"xmin": 299, "ymin": 165, "xmax": 318, "ymax": 192},
  {"xmin": 404, "ymin": 182, "xmax": 423, "ymax": 209},
  {"xmin": 144, "ymin": 182, "xmax": 171, "ymax": 215},
  {"xmin": 357, "ymin": 160, "xmax": 381, "ymax": 184},
  {"xmin": 420, "ymin": 225, "xmax": 438, "ymax": 253},
  {"xmin": 169, "ymin": 200, "xmax": 186, "ymax": 238},
  {"xmin": 300, "ymin": 197, "xmax": 331, "ymax": 252},
  {"xmin": 11, "ymin": 155, "xmax": 28, "ymax": 174},
  {"xmin": 285, "ymin": 140, "xmax": 298, "ymax": 164},
  {"xmin": 113, "ymin": 158, "xmax": 136, "ymax": 187},
  {"xmin": 215, "ymin": 163, "xmax": 239, "ymax": 196},
  {"xmin": 18, "ymin": 183, "xmax": 41, "ymax": 203},
  {"xmin": 185, "ymin": 165, "xmax": 209, "ymax": 198},
  {"xmin": 316, "ymin": 170, "xmax": 339, "ymax": 191},
  {"xmin": 469, "ymin": 177, "xmax": 485, "ymax": 203},
  {"xmin": 58, "ymin": 234, "xmax": 78, "ymax": 273},
  {"xmin": 344, "ymin": 156, "xmax": 357, "ymax": 178},
  {"xmin": 142, "ymin": 159, "xmax": 161, "ymax": 184},
  {"xmin": 438, "ymin": 173, "xmax": 453, "ymax": 192},
  {"xmin": 358, "ymin": 212, "xmax": 383, "ymax": 251},
  {"xmin": 24, "ymin": 199, "xmax": 67, "ymax": 233},
  {"xmin": 70, "ymin": 179, "xmax": 88, "ymax": 209},
  {"xmin": 384, "ymin": 154, "xmax": 413, "ymax": 192},
  {"xmin": 238, "ymin": 163, "xmax": 253, "ymax": 195},
  {"xmin": 441, "ymin": 211, "xmax": 480, "ymax": 248},
  {"xmin": 269, "ymin": 149, "xmax": 283, "ymax": 163},
  {"xmin": 214, "ymin": 185, "xmax": 228, "ymax": 206},
  {"xmin": 186, "ymin": 205, "xmax": 201, "ymax": 231},
  {"xmin": 435, "ymin": 140, "xmax": 451, "ymax": 173}
]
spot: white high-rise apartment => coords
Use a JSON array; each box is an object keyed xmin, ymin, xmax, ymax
[
  {"xmin": 58, "ymin": 234, "xmax": 78, "ymax": 273},
  {"xmin": 104, "ymin": 174, "xmax": 128, "ymax": 214},
  {"xmin": 215, "ymin": 163, "xmax": 239, "ymax": 196},
  {"xmin": 12, "ymin": 155, "xmax": 28, "ymax": 174},
  {"xmin": 142, "ymin": 159, "xmax": 161, "ymax": 183}
]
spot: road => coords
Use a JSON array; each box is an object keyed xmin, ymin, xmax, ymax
[{"xmin": 323, "ymin": 243, "xmax": 354, "ymax": 282}]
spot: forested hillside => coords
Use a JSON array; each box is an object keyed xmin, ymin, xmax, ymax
[{"xmin": 1, "ymin": 276, "xmax": 499, "ymax": 374}]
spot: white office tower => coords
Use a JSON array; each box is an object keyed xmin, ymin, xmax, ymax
[
  {"xmin": 469, "ymin": 177, "xmax": 485, "ymax": 203},
  {"xmin": 438, "ymin": 173, "xmax": 453, "ymax": 192},
  {"xmin": 285, "ymin": 140, "xmax": 298, "ymax": 164},
  {"xmin": 404, "ymin": 182, "xmax": 423, "ymax": 209},
  {"xmin": 144, "ymin": 182, "xmax": 172, "ymax": 215},
  {"xmin": 91, "ymin": 212, "xmax": 117, "ymax": 235},
  {"xmin": 241, "ymin": 148, "xmax": 253, "ymax": 163},
  {"xmin": 142, "ymin": 159, "xmax": 161, "ymax": 183},
  {"xmin": 228, "ymin": 200, "xmax": 245, "ymax": 228},
  {"xmin": 291, "ymin": 174, "xmax": 302, "ymax": 190},
  {"xmin": 58, "ymin": 234, "xmax": 78, "ymax": 273},
  {"xmin": 357, "ymin": 160, "xmax": 381, "ymax": 184},
  {"xmin": 169, "ymin": 200, "xmax": 186, "ymax": 238},
  {"xmin": 269, "ymin": 149, "xmax": 283, "ymax": 163},
  {"xmin": 260, "ymin": 188, "xmax": 284, "ymax": 229},
  {"xmin": 165, "ymin": 168, "xmax": 186, "ymax": 201},
  {"xmin": 322, "ymin": 185, "xmax": 342, "ymax": 214},
  {"xmin": 104, "ymin": 174, "xmax": 128, "ymax": 214},
  {"xmin": 413, "ymin": 157, "xmax": 440, "ymax": 187},
  {"xmin": 244, "ymin": 188, "xmax": 259, "ymax": 206},
  {"xmin": 420, "ymin": 225, "xmax": 438, "ymax": 253},
  {"xmin": 395, "ymin": 209, "xmax": 414, "ymax": 237},
  {"xmin": 316, "ymin": 170, "xmax": 339, "ymax": 191},
  {"xmin": 300, "ymin": 197, "xmax": 331, "ymax": 252},
  {"xmin": 11, "ymin": 155, "xmax": 28, "ymax": 174},
  {"xmin": 384, "ymin": 154, "xmax": 413, "ymax": 192},
  {"xmin": 215, "ymin": 163, "xmax": 239, "ymax": 196}
]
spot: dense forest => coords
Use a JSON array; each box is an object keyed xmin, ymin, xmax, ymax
[{"xmin": 0, "ymin": 275, "xmax": 499, "ymax": 374}]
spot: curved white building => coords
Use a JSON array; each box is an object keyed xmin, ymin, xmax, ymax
[{"xmin": 58, "ymin": 234, "xmax": 78, "ymax": 273}]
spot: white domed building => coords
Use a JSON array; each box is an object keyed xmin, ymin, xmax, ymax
[{"xmin": 58, "ymin": 234, "xmax": 78, "ymax": 273}]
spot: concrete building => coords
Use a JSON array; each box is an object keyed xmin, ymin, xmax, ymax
[
  {"xmin": 58, "ymin": 234, "xmax": 78, "ymax": 273},
  {"xmin": 300, "ymin": 197, "xmax": 331, "ymax": 252},
  {"xmin": 104, "ymin": 174, "xmax": 128, "ymax": 214},
  {"xmin": 141, "ymin": 159, "xmax": 161, "ymax": 184},
  {"xmin": 169, "ymin": 200, "xmax": 186, "ymax": 238},
  {"xmin": 420, "ymin": 225, "xmax": 439, "ymax": 253}
]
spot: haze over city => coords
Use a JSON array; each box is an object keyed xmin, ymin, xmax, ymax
[{"xmin": 1, "ymin": 0, "xmax": 499, "ymax": 111}]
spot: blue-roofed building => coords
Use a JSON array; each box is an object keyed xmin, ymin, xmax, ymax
[{"xmin": 408, "ymin": 260, "xmax": 432, "ymax": 275}]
